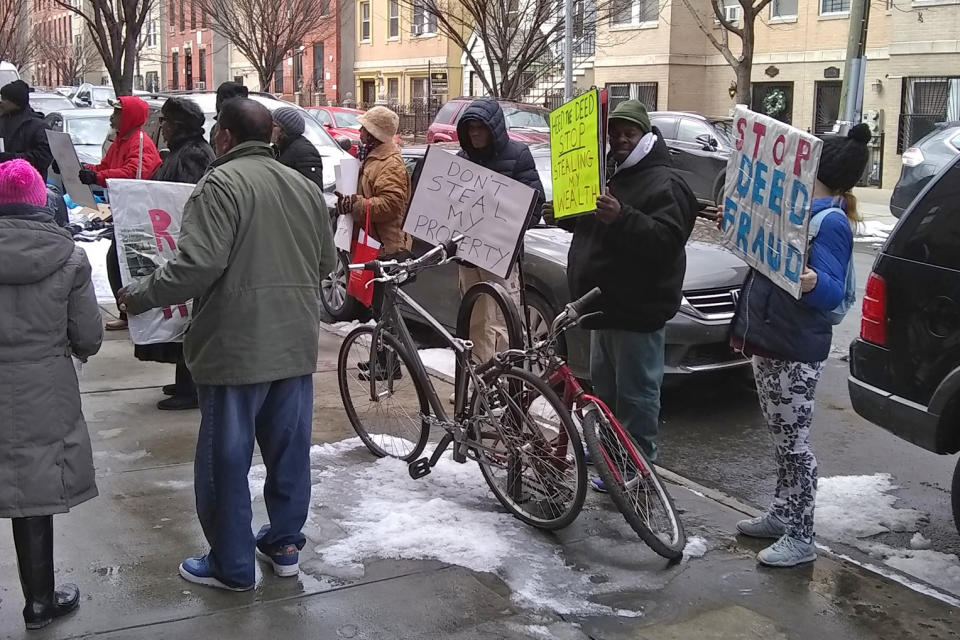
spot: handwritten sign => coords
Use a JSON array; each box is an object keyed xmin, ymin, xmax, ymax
[
  {"xmin": 549, "ymin": 89, "xmax": 603, "ymax": 219},
  {"xmin": 46, "ymin": 130, "xmax": 98, "ymax": 210},
  {"xmin": 403, "ymin": 147, "xmax": 536, "ymax": 278},
  {"xmin": 108, "ymin": 178, "xmax": 196, "ymax": 345},
  {"xmin": 720, "ymin": 106, "xmax": 823, "ymax": 299}
]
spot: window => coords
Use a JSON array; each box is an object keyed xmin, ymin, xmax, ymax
[
  {"xmin": 411, "ymin": 0, "xmax": 437, "ymax": 34},
  {"xmin": 274, "ymin": 64, "xmax": 284, "ymax": 94},
  {"xmin": 171, "ymin": 52, "xmax": 179, "ymax": 90},
  {"xmin": 184, "ymin": 50, "xmax": 193, "ymax": 90},
  {"xmin": 606, "ymin": 82, "xmax": 658, "ymax": 111},
  {"xmin": 389, "ymin": 0, "xmax": 400, "ymax": 38},
  {"xmin": 889, "ymin": 163, "xmax": 960, "ymax": 271},
  {"xmin": 312, "ymin": 43, "xmax": 325, "ymax": 93},
  {"xmin": 770, "ymin": 0, "xmax": 797, "ymax": 19},
  {"xmin": 434, "ymin": 101, "xmax": 460, "ymax": 124},
  {"xmin": 677, "ymin": 118, "xmax": 715, "ymax": 145},
  {"xmin": 411, "ymin": 77, "xmax": 428, "ymax": 104},
  {"xmin": 145, "ymin": 18, "xmax": 158, "ymax": 47},
  {"xmin": 201, "ymin": 4, "xmax": 207, "ymax": 27},
  {"xmin": 610, "ymin": 0, "xmax": 657, "ymax": 26},
  {"xmin": 360, "ymin": 2, "xmax": 371, "ymax": 41},
  {"xmin": 651, "ymin": 115, "xmax": 678, "ymax": 139},
  {"xmin": 145, "ymin": 71, "xmax": 159, "ymax": 92},
  {"xmin": 190, "ymin": 0, "xmax": 196, "ymax": 29},
  {"xmin": 387, "ymin": 78, "xmax": 399, "ymax": 103},
  {"xmin": 198, "ymin": 48, "xmax": 206, "ymax": 86},
  {"xmin": 313, "ymin": 109, "xmax": 331, "ymax": 125},
  {"xmin": 819, "ymin": 0, "xmax": 849, "ymax": 14},
  {"xmin": 293, "ymin": 52, "xmax": 303, "ymax": 93},
  {"xmin": 169, "ymin": 0, "xmax": 175, "ymax": 25},
  {"xmin": 179, "ymin": 0, "xmax": 185, "ymax": 30},
  {"xmin": 898, "ymin": 77, "xmax": 960, "ymax": 152}
]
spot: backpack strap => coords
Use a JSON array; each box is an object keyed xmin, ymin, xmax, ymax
[
  {"xmin": 136, "ymin": 130, "xmax": 144, "ymax": 180},
  {"xmin": 809, "ymin": 206, "xmax": 847, "ymax": 238}
]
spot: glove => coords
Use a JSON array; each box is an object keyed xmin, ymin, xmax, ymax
[
  {"xmin": 0, "ymin": 152, "xmax": 16, "ymax": 162},
  {"xmin": 51, "ymin": 160, "xmax": 60, "ymax": 174},
  {"xmin": 78, "ymin": 168, "xmax": 98, "ymax": 185}
]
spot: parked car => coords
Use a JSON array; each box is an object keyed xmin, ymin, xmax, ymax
[
  {"xmin": 890, "ymin": 122, "xmax": 960, "ymax": 218},
  {"xmin": 30, "ymin": 91, "xmax": 76, "ymax": 115},
  {"xmin": 427, "ymin": 98, "xmax": 551, "ymax": 145},
  {"xmin": 71, "ymin": 84, "xmax": 116, "ymax": 108},
  {"xmin": 307, "ymin": 106, "xmax": 364, "ymax": 156},
  {"xmin": 54, "ymin": 86, "xmax": 76, "ymax": 97},
  {"xmin": 320, "ymin": 142, "xmax": 750, "ymax": 379},
  {"xmin": 0, "ymin": 61, "xmax": 20, "ymax": 87},
  {"xmin": 650, "ymin": 111, "xmax": 733, "ymax": 208},
  {"xmin": 42, "ymin": 107, "xmax": 113, "ymax": 165},
  {"xmin": 848, "ymin": 155, "xmax": 960, "ymax": 533}
]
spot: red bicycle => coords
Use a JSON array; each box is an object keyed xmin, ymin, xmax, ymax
[{"xmin": 496, "ymin": 288, "xmax": 686, "ymax": 559}]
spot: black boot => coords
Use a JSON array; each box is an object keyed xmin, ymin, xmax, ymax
[{"xmin": 12, "ymin": 516, "xmax": 80, "ymax": 630}]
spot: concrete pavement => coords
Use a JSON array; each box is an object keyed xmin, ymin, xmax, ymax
[{"xmin": 0, "ymin": 313, "xmax": 957, "ymax": 639}]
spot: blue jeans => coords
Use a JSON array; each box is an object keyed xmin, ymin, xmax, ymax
[
  {"xmin": 589, "ymin": 328, "xmax": 665, "ymax": 462},
  {"xmin": 194, "ymin": 375, "xmax": 313, "ymax": 587}
]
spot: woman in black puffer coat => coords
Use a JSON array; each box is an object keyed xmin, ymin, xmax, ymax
[{"xmin": 136, "ymin": 97, "xmax": 215, "ymax": 411}]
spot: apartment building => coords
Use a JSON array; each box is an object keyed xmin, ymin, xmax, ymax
[
  {"xmin": 29, "ymin": 0, "xmax": 78, "ymax": 88},
  {"xmin": 353, "ymin": 0, "xmax": 462, "ymax": 107},
  {"xmin": 165, "ymin": 0, "xmax": 229, "ymax": 92}
]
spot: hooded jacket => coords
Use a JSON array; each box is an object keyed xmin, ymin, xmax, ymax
[
  {"xmin": 456, "ymin": 100, "xmax": 545, "ymax": 228},
  {"xmin": 277, "ymin": 134, "xmax": 324, "ymax": 193},
  {"xmin": 0, "ymin": 106, "xmax": 53, "ymax": 175},
  {"xmin": 563, "ymin": 130, "xmax": 697, "ymax": 332},
  {"xmin": 351, "ymin": 140, "xmax": 411, "ymax": 256},
  {"xmin": 0, "ymin": 202, "xmax": 102, "ymax": 518},
  {"xmin": 152, "ymin": 132, "xmax": 215, "ymax": 185},
  {"xmin": 87, "ymin": 96, "xmax": 162, "ymax": 187}
]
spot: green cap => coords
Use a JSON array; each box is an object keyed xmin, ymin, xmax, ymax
[{"xmin": 609, "ymin": 100, "xmax": 651, "ymax": 133}]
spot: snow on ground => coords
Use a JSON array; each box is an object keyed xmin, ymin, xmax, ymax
[
  {"xmin": 76, "ymin": 239, "xmax": 115, "ymax": 303},
  {"xmin": 818, "ymin": 474, "xmax": 960, "ymax": 596},
  {"xmin": 276, "ymin": 436, "xmax": 643, "ymax": 618},
  {"xmin": 418, "ymin": 348, "xmax": 456, "ymax": 379},
  {"xmin": 854, "ymin": 220, "xmax": 894, "ymax": 243},
  {"xmin": 323, "ymin": 319, "xmax": 375, "ymax": 338},
  {"xmin": 682, "ymin": 536, "xmax": 708, "ymax": 561}
]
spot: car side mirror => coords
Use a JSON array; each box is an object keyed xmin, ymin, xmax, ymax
[
  {"xmin": 696, "ymin": 134, "xmax": 718, "ymax": 150},
  {"xmin": 336, "ymin": 136, "xmax": 352, "ymax": 151}
]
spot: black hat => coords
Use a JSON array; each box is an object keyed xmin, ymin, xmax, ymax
[
  {"xmin": 162, "ymin": 96, "xmax": 205, "ymax": 129},
  {"xmin": 817, "ymin": 123, "xmax": 872, "ymax": 193},
  {"xmin": 215, "ymin": 81, "xmax": 248, "ymax": 113},
  {"xmin": 0, "ymin": 80, "xmax": 31, "ymax": 110}
]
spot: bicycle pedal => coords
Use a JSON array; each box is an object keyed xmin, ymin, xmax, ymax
[
  {"xmin": 452, "ymin": 443, "xmax": 468, "ymax": 463},
  {"xmin": 408, "ymin": 457, "xmax": 432, "ymax": 479}
]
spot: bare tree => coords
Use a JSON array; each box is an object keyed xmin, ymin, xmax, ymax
[
  {"xmin": 51, "ymin": 0, "xmax": 153, "ymax": 95},
  {"xmin": 0, "ymin": 0, "xmax": 35, "ymax": 68},
  {"xmin": 678, "ymin": 0, "xmax": 773, "ymax": 104},
  {"xmin": 33, "ymin": 29, "xmax": 100, "ymax": 86},
  {"xmin": 198, "ymin": 0, "xmax": 335, "ymax": 90}
]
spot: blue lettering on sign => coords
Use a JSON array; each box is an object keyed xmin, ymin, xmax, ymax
[
  {"xmin": 736, "ymin": 209, "xmax": 751, "ymax": 253},
  {"xmin": 769, "ymin": 169, "xmax": 785, "ymax": 215},
  {"xmin": 751, "ymin": 225, "xmax": 765, "ymax": 260},
  {"xmin": 784, "ymin": 242, "xmax": 803, "ymax": 282},
  {"xmin": 722, "ymin": 197, "xmax": 737, "ymax": 231},
  {"xmin": 789, "ymin": 180, "xmax": 809, "ymax": 225},
  {"xmin": 766, "ymin": 232, "xmax": 782, "ymax": 271},
  {"xmin": 752, "ymin": 161, "xmax": 769, "ymax": 205},
  {"xmin": 736, "ymin": 155, "xmax": 752, "ymax": 198}
]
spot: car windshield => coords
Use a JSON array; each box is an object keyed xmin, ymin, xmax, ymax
[
  {"xmin": 504, "ymin": 107, "xmax": 549, "ymax": 130},
  {"xmin": 32, "ymin": 97, "xmax": 74, "ymax": 113},
  {"xmin": 92, "ymin": 88, "xmax": 115, "ymax": 103},
  {"xmin": 333, "ymin": 111, "xmax": 362, "ymax": 128},
  {"xmin": 710, "ymin": 119, "xmax": 733, "ymax": 146},
  {"xmin": 66, "ymin": 116, "xmax": 112, "ymax": 146},
  {"xmin": 533, "ymin": 153, "xmax": 553, "ymax": 202},
  {"xmin": 0, "ymin": 70, "xmax": 18, "ymax": 87}
]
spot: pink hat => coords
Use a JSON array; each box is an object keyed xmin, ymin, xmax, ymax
[{"xmin": 0, "ymin": 159, "xmax": 48, "ymax": 207}]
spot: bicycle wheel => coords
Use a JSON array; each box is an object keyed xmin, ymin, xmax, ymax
[
  {"xmin": 469, "ymin": 365, "xmax": 586, "ymax": 530},
  {"xmin": 581, "ymin": 404, "xmax": 686, "ymax": 559},
  {"xmin": 338, "ymin": 325, "xmax": 430, "ymax": 461}
]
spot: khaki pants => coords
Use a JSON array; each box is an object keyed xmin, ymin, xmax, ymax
[{"xmin": 458, "ymin": 265, "xmax": 522, "ymax": 362}]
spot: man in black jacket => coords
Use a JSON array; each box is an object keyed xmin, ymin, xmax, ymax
[
  {"xmin": 545, "ymin": 100, "xmax": 696, "ymax": 469},
  {"xmin": 455, "ymin": 99, "xmax": 545, "ymax": 362},
  {"xmin": 272, "ymin": 107, "xmax": 324, "ymax": 193},
  {"xmin": 0, "ymin": 81, "xmax": 53, "ymax": 176}
]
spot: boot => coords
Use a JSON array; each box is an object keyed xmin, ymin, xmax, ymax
[{"xmin": 12, "ymin": 516, "xmax": 80, "ymax": 630}]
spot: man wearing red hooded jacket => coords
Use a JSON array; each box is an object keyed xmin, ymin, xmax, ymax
[{"xmin": 78, "ymin": 95, "xmax": 162, "ymax": 330}]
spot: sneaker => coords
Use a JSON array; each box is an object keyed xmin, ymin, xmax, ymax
[
  {"xmin": 757, "ymin": 534, "xmax": 817, "ymax": 567},
  {"xmin": 178, "ymin": 555, "xmax": 253, "ymax": 591},
  {"xmin": 255, "ymin": 525, "xmax": 300, "ymax": 577},
  {"xmin": 590, "ymin": 473, "xmax": 637, "ymax": 493},
  {"xmin": 736, "ymin": 514, "xmax": 788, "ymax": 539}
]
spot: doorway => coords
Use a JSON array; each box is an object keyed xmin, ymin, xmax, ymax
[{"xmin": 361, "ymin": 80, "xmax": 376, "ymax": 107}]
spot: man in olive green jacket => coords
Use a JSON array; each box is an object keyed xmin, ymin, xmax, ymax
[{"xmin": 120, "ymin": 98, "xmax": 336, "ymax": 591}]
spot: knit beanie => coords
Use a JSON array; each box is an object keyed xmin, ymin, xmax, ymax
[
  {"xmin": 817, "ymin": 123, "xmax": 872, "ymax": 193},
  {"xmin": 608, "ymin": 100, "xmax": 651, "ymax": 134},
  {"xmin": 0, "ymin": 80, "xmax": 31, "ymax": 110},
  {"xmin": 0, "ymin": 159, "xmax": 48, "ymax": 206},
  {"xmin": 358, "ymin": 106, "xmax": 400, "ymax": 143},
  {"xmin": 273, "ymin": 107, "xmax": 305, "ymax": 138}
]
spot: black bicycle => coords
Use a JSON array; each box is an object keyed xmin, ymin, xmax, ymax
[{"xmin": 336, "ymin": 237, "xmax": 587, "ymax": 530}]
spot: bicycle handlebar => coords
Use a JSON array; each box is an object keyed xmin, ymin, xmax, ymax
[
  {"xmin": 348, "ymin": 234, "xmax": 464, "ymax": 276},
  {"xmin": 568, "ymin": 287, "xmax": 601, "ymax": 316}
]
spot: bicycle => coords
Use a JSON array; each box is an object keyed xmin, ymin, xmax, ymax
[
  {"xmin": 494, "ymin": 287, "xmax": 687, "ymax": 560},
  {"xmin": 336, "ymin": 237, "xmax": 587, "ymax": 530}
]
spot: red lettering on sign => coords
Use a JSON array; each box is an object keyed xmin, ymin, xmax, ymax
[
  {"xmin": 794, "ymin": 139, "xmax": 812, "ymax": 176},
  {"xmin": 149, "ymin": 209, "xmax": 176, "ymax": 253},
  {"xmin": 162, "ymin": 304, "xmax": 189, "ymax": 319},
  {"xmin": 751, "ymin": 121, "xmax": 767, "ymax": 158},
  {"xmin": 772, "ymin": 135, "xmax": 786, "ymax": 166},
  {"xmin": 735, "ymin": 118, "xmax": 747, "ymax": 151}
]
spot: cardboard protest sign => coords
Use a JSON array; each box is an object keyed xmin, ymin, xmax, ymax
[
  {"xmin": 403, "ymin": 147, "xmax": 536, "ymax": 278},
  {"xmin": 550, "ymin": 89, "xmax": 604, "ymax": 219},
  {"xmin": 720, "ymin": 107, "xmax": 823, "ymax": 299},
  {"xmin": 108, "ymin": 178, "xmax": 196, "ymax": 345},
  {"xmin": 46, "ymin": 130, "xmax": 99, "ymax": 209}
]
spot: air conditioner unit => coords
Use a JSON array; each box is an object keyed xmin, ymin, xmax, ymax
[
  {"xmin": 412, "ymin": 24, "xmax": 423, "ymax": 35},
  {"xmin": 196, "ymin": 81, "xmax": 206, "ymax": 90},
  {"xmin": 723, "ymin": 5, "xmax": 741, "ymax": 24}
]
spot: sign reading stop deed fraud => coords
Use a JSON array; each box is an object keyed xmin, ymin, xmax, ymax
[{"xmin": 403, "ymin": 146, "xmax": 537, "ymax": 278}]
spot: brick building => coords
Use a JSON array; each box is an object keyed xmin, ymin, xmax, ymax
[{"xmin": 165, "ymin": 0, "xmax": 228, "ymax": 92}]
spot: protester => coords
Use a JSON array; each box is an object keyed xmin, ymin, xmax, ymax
[
  {"xmin": 119, "ymin": 98, "xmax": 337, "ymax": 591},
  {"xmin": 543, "ymin": 100, "xmax": 697, "ymax": 479},
  {"xmin": 455, "ymin": 99, "xmax": 545, "ymax": 363},
  {"xmin": 272, "ymin": 107, "xmax": 324, "ymax": 192},
  {"xmin": 0, "ymin": 159, "xmax": 102, "ymax": 630},
  {"xmin": 728, "ymin": 124, "xmax": 871, "ymax": 568},
  {"xmin": 0, "ymin": 80, "xmax": 53, "ymax": 176},
  {"xmin": 80, "ymin": 95, "xmax": 162, "ymax": 331},
  {"xmin": 135, "ymin": 97, "xmax": 216, "ymax": 411},
  {"xmin": 209, "ymin": 81, "xmax": 248, "ymax": 145}
]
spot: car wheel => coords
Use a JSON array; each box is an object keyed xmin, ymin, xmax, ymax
[
  {"xmin": 525, "ymin": 290, "xmax": 566, "ymax": 358},
  {"xmin": 952, "ymin": 455, "xmax": 960, "ymax": 535},
  {"xmin": 321, "ymin": 251, "xmax": 362, "ymax": 321}
]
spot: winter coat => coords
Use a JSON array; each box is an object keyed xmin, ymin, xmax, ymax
[
  {"xmin": 0, "ymin": 202, "xmax": 102, "ymax": 518},
  {"xmin": 277, "ymin": 134, "xmax": 324, "ymax": 193},
  {"xmin": 561, "ymin": 131, "xmax": 697, "ymax": 333},
  {"xmin": 135, "ymin": 132, "xmax": 215, "ymax": 365},
  {"xmin": 46, "ymin": 184, "xmax": 69, "ymax": 227},
  {"xmin": 456, "ymin": 99, "xmax": 545, "ymax": 228},
  {"xmin": 0, "ymin": 107, "xmax": 53, "ymax": 176},
  {"xmin": 86, "ymin": 96, "xmax": 162, "ymax": 187},
  {"xmin": 350, "ymin": 140, "xmax": 411, "ymax": 256},
  {"xmin": 124, "ymin": 141, "xmax": 337, "ymax": 386},
  {"xmin": 730, "ymin": 197, "xmax": 854, "ymax": 363}
]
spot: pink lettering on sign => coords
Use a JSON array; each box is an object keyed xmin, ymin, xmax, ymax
[
  {"xmin": 794, "ymin": 139, "xmax": 812, "ymax": 177},
  {"xmin": 735, "ymin": 118, "xmax": 747, "ymax": 151},
  {"xmin": 149, "ymin": 209, "xmax": 176, "ymax": 253},
  {"xmin": 751, "ymin": 121, "xmax": 767, "ymax": 158},
  {"xmin": 162, "ymin": 304, "xmax": 189, "ymax": 319},
  {"xmin": 772, "ymin": 135, "xmax": 787, "ymax": 166}
]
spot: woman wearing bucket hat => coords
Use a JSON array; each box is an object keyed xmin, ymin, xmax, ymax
[{"xmin": 729, "ymin": 123, "xmax": 872, "ymax": 567}]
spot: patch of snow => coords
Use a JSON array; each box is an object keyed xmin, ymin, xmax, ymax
[
  {"xmin": 76, "ymin": 239, "xmax": 115, "ymax": 303},
  {"xmin": 97, "ymin": 428, "xmax": 125, "ymax": 440},
  {"xmin": 682, "ymin": 536, "xmax": 708, "ymax": 560},
  {"xmin": 866, "ymin": 543, "xmax": 960, "ymax": 595},
  {"xmin": 153, "ymin": 480, "xmax": 193, "ymax": 490},
  {"xmin": 855, "ymin": 220, "xmax": 894, "ymax": 240},
  {"xmin": 909, "ymin": 532, "xmax": 933, "ymax": 550},
  {"xmin": 418, "ymin": 348, "xmax": 456, "ymax": 379},
  {"xmin": 94, "ymin": 449, "xmax": 150, "ymax": 463},
  {"xmin": 322, "ymin": 319, "xmax": 375, "ymax": 338}
]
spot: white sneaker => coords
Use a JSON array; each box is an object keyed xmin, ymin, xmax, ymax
[
  {"xmin": 757, "ymin": 534, "xmax": 817, "ymax": 567},
  {"xmin": 736, "ymin": 513, "xmax": 787, "ymax": 539}
]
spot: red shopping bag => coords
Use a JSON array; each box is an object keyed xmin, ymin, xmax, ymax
[{"xmin": 346, "ymin": 201, "xmax": 379, "ymax": 307}]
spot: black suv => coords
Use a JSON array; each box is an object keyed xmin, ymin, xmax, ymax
[
  {"xmin": 848, "ymin": 155, "xmax": 960, "ymax": 532},
  {"xmin": 650, "ymin": 111, "xmax": 732, "ymax": 207}
]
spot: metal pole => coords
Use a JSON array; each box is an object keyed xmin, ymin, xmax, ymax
[
  {"xmin": 564, "ymin": 0, "xmax": 573, "ymax": 100},
  {"xmin": 835, "ymin": 0, "xmax": 871, "ymax": 135}
]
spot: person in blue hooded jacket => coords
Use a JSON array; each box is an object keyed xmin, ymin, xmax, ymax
[{"xmin": 729, "ymin": 123, "xmax": 872, "ymax": 568}]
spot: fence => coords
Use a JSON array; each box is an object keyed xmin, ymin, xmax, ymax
[{"xmin": 385, "ymin": 101, "xmax": 442, "ymax": 143}]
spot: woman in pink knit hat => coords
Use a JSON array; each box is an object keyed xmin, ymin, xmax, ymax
[{"xmin": 0, "ymin": 159, "xmax": 103, "ymax": 630}]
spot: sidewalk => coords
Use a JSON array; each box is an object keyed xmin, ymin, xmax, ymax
[{"xmin": 0, "ymin": 315, "xmax": 956, "ymax": 639}]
